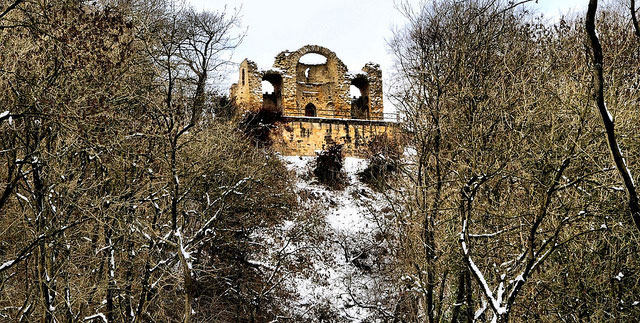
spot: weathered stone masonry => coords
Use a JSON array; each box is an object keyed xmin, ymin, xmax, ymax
[
  {"xmin": 275, "ymin": 117, "xmax": 396, "ymax": 156},
  {"xmin": 230, "ymin": 45, "xmax": 397, "ymax": 156}
]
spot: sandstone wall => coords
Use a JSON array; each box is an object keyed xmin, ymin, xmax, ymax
[
  {"xmin": 362, "ymin": 63, "xmax": 384, "ymax": 119},
  {"xmin": 230, "ymin": 45, "xmax": 385, "ymax": 121},
  {"xmin": 230, "ymin": 45, "xmax": 396, "ymax": 157},
  {"xmin": 274, "ymin": 116, "xmax": 398, "ymax": 157}
]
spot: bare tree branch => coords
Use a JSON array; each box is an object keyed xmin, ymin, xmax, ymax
[{"xmin": 0, "ymin": 0, "xmax": 24, "ymax": 21}]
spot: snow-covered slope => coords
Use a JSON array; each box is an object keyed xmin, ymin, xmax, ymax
[{"xmin": 277, "ymin": 156, "xmax": 394, "ymax": 321}]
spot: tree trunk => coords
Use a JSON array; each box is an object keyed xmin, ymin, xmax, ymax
[
  {"xmin": 632, "ymin": 0, "xmax": 640, "ymax": 38},
  {"xmin": 191, "ymin": 73, "xmax": 206, "ymax": 125},
  {"xmin": 586, "ymin": 0, "xmax": 640, "ymax": 234},
  {"xmin": 451, "ymin": 270, "xmax": 466, "ymax": 323}
]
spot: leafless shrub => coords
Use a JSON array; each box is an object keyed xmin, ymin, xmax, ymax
[
  {"xmin": 359, "ymin": 134, "xmax": 402, "ymax": 189},
  {"xmin": 313, "ymin": 143, "xmax": 347, "ymax": 189}
]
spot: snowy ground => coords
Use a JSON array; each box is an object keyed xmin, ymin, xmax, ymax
[{"xmin": 275, "ymin": 156, "xmax": 395, "ymax": 321}]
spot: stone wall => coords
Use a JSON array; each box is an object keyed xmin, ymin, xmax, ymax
[
  {"xmin": 230, "ymin": 45, "xmax": 395, "ymax": 157},
  {"xmin": 230, "ymin": 45, "xmax": 384, "ymax": 120},
  {"xmin": 362, "ymin": 63, "xmax": 383, "ymax": 119},
  {"xmin": 274, "ymin": 116, "xmax": 398, "ymax": 157}
]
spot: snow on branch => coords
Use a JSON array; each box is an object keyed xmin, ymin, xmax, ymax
[
  {"xmin": 460, "ymin": 219, "xmax": 507, "ymax": 315},
  {"xmin": 189, "ymin": 177, "xmax": 251, "ymax": 244},
  {"xmin": 0, "ymin": 219, "xmax": 88, "ymax": 274},
  {"xmin": 84, "ymin": 313, "xmax": 108, "ymax": 322}
]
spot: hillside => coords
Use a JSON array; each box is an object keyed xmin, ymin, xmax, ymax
[{"xmin": 255, "ymin": 156, "xmax": 395, "ymax": 321}]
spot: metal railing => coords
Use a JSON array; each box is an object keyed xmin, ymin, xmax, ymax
[{"xmin": 283, "ymin": 108, "xmax": 400, "ymax": 122}]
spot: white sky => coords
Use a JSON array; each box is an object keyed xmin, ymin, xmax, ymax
[{"xmin": 189, "ymin": 0, "xmax": 588, "ymax": 109}]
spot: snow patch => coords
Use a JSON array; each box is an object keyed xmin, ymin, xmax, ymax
[{"xmin": 615, "ymin": 272, "xmax": 624, "ymax": 281}]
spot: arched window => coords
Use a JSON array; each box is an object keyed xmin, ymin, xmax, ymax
[
  {"xmin": 305, "ymin": 103, "xmax": 317, "ymax": 117},
  {"xmin": 298, "ymin": 53, "xmax": 328, "ymax": 65},
  {"xmin": 242, "ymin": 69, "xmax": 245, "ymax": 86}
]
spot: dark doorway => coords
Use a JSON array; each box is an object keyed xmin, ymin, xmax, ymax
[{"xmin": 305, "ymin": 103, "xmax": 317, "ymax": 117}]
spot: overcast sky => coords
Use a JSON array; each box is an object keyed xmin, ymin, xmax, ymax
[{"xmin": 189, "ymin": 0, "xmax": 588, "ymax": 110}]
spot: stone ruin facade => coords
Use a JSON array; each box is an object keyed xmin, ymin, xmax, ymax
[{"xmin": 230, "ymin": 45, "xmax": 397, "ymax": 156}]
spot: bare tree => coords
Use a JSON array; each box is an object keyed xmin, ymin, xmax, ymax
[
  {"xmin": 180, "ymin": 7, "xmax": 243, "ymax": 124},
  {"xmin": 586, "ymin": 0, "xmax": 640, "ymax": 234},
  {"xmin": 0, "ymin": 1, "xmax": 298, "ymax": 322},
  {"xmin": 388, "ymin": 0, "xmax": 640, "ymax": 321}
]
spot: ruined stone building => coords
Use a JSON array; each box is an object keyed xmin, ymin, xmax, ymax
[{"xmin": 230, "ymin": 45, "xmax": 397, "ymax": 156}]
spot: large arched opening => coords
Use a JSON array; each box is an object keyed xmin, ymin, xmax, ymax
[
  {"xmin": 262, "ymin": 73, "xmax": 283, "ymax": 113},
  {"xmin": 350, "ymin": 76, "xmax": 370, "ymax": 119}
]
